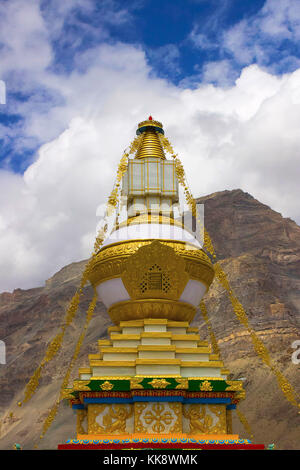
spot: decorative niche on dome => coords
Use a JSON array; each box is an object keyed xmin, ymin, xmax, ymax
[{"xmin": 121, "ymin": 240, "xmax": 189, "ymax": 301}]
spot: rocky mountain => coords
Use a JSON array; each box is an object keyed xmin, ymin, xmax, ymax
[{"xmin": 0, "ymin": 189, "xmax": 299, "ymax": 449}]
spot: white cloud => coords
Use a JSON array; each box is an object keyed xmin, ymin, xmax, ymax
[
  {"xmin": 189, "ymin": 29, "xmax": 218, "ymax": 51},
  {"xmin": 0, "ymin": 0, "xmax": 52, "ymax": 75},
  {"xmin": 147, "ymin": 44, "xmax": 181, "ymax": 77},
  {"xmin": 189, "ymin": 0, "xmax": 300, "ymax": 75},
  {"xmin": 0, "ymin": 80, "xmax": 6, "ymax": 104},
  {"xmin": 1, "ymin": 1, "xmax": 300, "ymax": 292},
  {"xmin": 259, "ymin": 0, "xmax": 300, "ymax": 40},
  {"xmin": 222, "ymin": 0, "xmax": 300, "ymax": 67},
  {"xmin": 201, "ymin": 60, "xmax": 237, "ymax": 86}
]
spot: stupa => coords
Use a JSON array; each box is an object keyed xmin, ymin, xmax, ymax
[{"xmin": 60, "ymin": 117, "xmax": 251, "ymax": 449}]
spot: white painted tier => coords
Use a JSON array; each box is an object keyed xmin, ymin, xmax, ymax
[
  {"xmin": 102, "ymin": 223, "xmax": 201, "ymax": 248},
  {"xmin": 92, "ymin": 366, "xmax": 135, "ymax": 376},
  {"xmin": 180, "ymin": 367, "xmax": 223, "ymax": 378},
  {"xmin": 84, "ymin": 320, "xmax": 228, "ymax": 380},
  {"xmin": 138, "ymin": 350, "xmax": 175, "ymax": 359},
  {"xmin": 96, "ymin": 278, "xmax": 129, "ymax": 307},
  {"xmin": 96, "ymin": 277, "xmax": 207, "ymax": 309},
  {"xmin": 136, "ymin": 364, "xmax": 181, "ymax": 376}
]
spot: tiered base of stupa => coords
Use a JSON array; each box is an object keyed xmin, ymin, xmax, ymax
[{"xmin": 58, "ymin": 318, "xmax": 263, "ymax": 449}]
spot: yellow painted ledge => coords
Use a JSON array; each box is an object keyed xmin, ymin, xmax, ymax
[
  {"xmin": 176, "ymin": 347, "xmax": 210, "ymax": 353},
  {"xmin": 90, "ymin": 360, "xmax": 135, "ymax": 367},
  {"xmin": 141, "ymin": 332, "xmax": 172, "ymax": 338},
  {"xmin": 167, "ymin": 321, "xmax": 189, "ymax": 327},
  {"xmin": 77, "ymin": 433, "xmax": 240, "ymax": 441},
  {"xmin": 119, "ymin": 319, "xmax": 191, "ymax": 327},
  {"xmin": 108, "ymin": 326, "xmax": 122, "ymax": 333},
  {"xmin": 172, "ymin": 334, "xmax": 200, "ymax": 341},
  {"xmin": 187, "ymin": 327, "xmax": 199, "ymax": 333},
  {"xmin": 110, "ymin": 334, "xmax": 141, "ymax": 340},
  {"xmin": 78, "ymin": 368, "xmax": 91, "ymax": 374},
  {"xmin": 138, "ymin": 345, "xmax": 176, "ymax": 351},
  {"xmin": 120, "ymin": 321, "xmax": 144, "ymax": 327}
]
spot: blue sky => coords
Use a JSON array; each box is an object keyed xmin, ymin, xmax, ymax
[
  {"xmin": 1, "ymin": 0, "xmax": 300, "ymax": 291},
  {"xmin": 1, "ymin": 0, "xmax": 300, "ymax": 173}
]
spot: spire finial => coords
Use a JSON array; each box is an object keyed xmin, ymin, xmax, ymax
[
  {"xmin": 136, "ymin": 117, "xmax": 164, "ymax": 135},
  {"xmin": 135, "ymin": 117, "xmax": 165, "ymax": 159}
]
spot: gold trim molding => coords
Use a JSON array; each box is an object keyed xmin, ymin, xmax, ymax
[
  {"xmin": 108, "ymin": 299, "xmax": 197, "ymax": 324},
  {"xmin": 89, "ymin": 239, "xmax": 214, "ymax": 289}
]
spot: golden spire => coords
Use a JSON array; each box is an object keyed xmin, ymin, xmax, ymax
[{"xmin": 135, "ymin": 116, "xmax": 166, "ymax": 160}]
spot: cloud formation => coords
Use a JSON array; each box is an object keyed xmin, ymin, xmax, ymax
[
  {"xmin": 190, "ymin": 0, "xmax": 300, "ymax": 80},
  {"xmin": 0, "ymin": 80, "xmax": 6, "ymax": 104},
  {"xmin": 1, "ymin": 0, "xmax": 300, "ymax": 292},
  {"xmin": 222, "ymin": 0, "xmax": 300, "ymax": 68}
]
